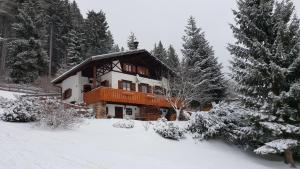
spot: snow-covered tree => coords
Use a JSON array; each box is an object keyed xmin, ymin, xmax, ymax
[
  {"xmin": 84, "ymin": 10, "xmax": 113, "ymax": 56},
  {"xmin": 228, "ymin": 0, "xmax": 300, "ymax": 166},
  {"xmin": 127, "ymin": 32, "xmax": 137, "ymax": 50},
  {"xmin": 182, "ymin": 16, "xmax": 226, "ymax": 108},
  {"xmin": 6, "ymin": 0, "xmax": 47, "ymax": 83},
  {"xmin": 163, "ymin": 66, "xmax": 205, "ymax": 121},
  {"xmin": 152, "ymin": 41, "xmax": 167, "ymax": 63},
  {"xmin": 166, "ymin": 45, "xmax": 180, "ymax": 69},
  {"xmin": 65, "ymin": 29, "xmax": 83, "ymax": 68}
]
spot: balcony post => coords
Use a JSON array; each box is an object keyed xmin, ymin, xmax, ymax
[{"xmin": 93, "ymin": 65, "xmax": 97, "ymax": 89}]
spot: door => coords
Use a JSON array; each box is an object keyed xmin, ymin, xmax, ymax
[{"xmin": 115, "ymin": 107, "xmax": 123, "ymax": 118}]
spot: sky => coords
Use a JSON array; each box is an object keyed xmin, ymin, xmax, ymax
[{"xmin": 75, "ymin": 0, "xmax": 300, "ymax": 74}]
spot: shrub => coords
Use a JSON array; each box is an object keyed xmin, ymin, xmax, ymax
[
  {"xmin": 36, "ymin": 98, "xmax": 83, "ymax": 129},
  {"xmin": 187, "ymin": 102, "xmax": 256, "ymax": 147},
  {"xmin": 1, "ymin": 96, "xmax": 40, "ymax": 122},
  {"xmin": 153, "ymin": 118, "xmax": 184, "ymax": 140},
  {"xmin": 113, "ymin": 119, "xmax": 135, "ymax": 129}
]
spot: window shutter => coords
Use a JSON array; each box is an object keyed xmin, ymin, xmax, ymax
[
  {"xmin": 118, "ymin": 80, "xmax": 122, "ymax": 89},
  {"xmin": 132, "ymin": 65, "xmax": 136, "ymax": 73},
  {"xmin": 147, "ymin": 85, "xmax": 152, "ymax": 93},
  {"xmin": 130, "ymin": 83, "xmax": 136, "ymax": 91}
]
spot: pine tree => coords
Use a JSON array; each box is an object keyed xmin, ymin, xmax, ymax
[
  {"xmin": 84, "ymin": 10, "xmax": 113, "ymax": 56},
  {"xmin": 228, "ymin": 0, "xmax": 300, "ymax": 166},
  {"xmin": 166, "ymin": 45, "xmax": 180, "ymax": 69},
  {"xmin": 152, "ymin": 41, "xmax": 167, "ymax": 63},
  {"xmin": 182, "ymin": 16, "xmax": 226, "ymax": 108},
  {"xmin": 127, "ymin": 32, "xmax": 137, "ymax": 50},
  {"xmin": 6, "ymin": 0, "xmax": 47, "ymax": 83}
]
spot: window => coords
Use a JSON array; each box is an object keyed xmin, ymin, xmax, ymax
[
  {"xmin": 122, "ymin": 63, "xmax": 136, "ymax": 73},
  {"xmin": 137, "ymin": 66, "xmax": 149, "ymax": 76},
  {"xmin": 138, "ymin": 83, "xmax": 151, "ymax": 93},
  {"xmin": 101, "ymin": 80, "xmax": 109, "ymax": 87},
  {"xmin": 119, "ymin": 80, "xmax": 135, "ymax": 91},
  {"xmin": 122, "ymin": 81, "xmax": 131, "ymax": 91},
  {"xmin": 63, "ymin": 88, "xmax": 72, "ymax": 100},
  {"xmin": 126, "ymin": 108, "xmax": 133, "ymax": 115}
]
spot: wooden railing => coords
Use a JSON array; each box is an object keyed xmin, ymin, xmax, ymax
[{"xmin": 83, "ymin": 87, "xmax": 172, "ymax": 108}]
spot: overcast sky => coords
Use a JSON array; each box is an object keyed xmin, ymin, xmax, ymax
[{"xmin": 75, "ymin": 0, "xmax": 300, "ymax": 73}]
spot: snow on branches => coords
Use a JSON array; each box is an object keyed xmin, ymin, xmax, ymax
[{"xmin": 254, "ymin": 139, "xmax": 298, "ymax": 155}]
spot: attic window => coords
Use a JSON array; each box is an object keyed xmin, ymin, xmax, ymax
[
  {"xmin": 63, "ymin": 88, "xmax": 72, "ymax": 100},
  {"xmin": 122, "ymin": 63, "xmax": 136, "ymax": 73}
]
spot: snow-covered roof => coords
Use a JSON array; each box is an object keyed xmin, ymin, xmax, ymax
[{"xmin": 51, "ymin": 49, "xmax": 173, "ymax": 84}]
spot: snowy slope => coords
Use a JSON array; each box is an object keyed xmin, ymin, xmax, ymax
[
  {"xmin": 0, "ymin": 90, "xmax": 21, "ymax": 100},
  {"xmin": 0, "ymin": 119, "xmax": 291, "ymax": 169}
]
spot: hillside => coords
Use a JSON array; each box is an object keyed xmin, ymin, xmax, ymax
[{"xmin": 0, "ymin": 90, "xmax": 293, "ymax": 169}]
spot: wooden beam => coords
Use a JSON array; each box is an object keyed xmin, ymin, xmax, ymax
[{"xmin": 93, "ymin": 65, "xmax": 97, "ymax": 89}]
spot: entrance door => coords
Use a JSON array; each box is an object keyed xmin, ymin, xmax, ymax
[{"xmin": 115, "ymin": 107, "xmax": 123, "ymax": 118}]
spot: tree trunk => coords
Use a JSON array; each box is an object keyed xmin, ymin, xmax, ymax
[
  {"xmin": 284, "ymin": 149, "xmax": 296, "ymax": 168},
  {"xmin": 175, "ymin": 109, "xmax": 180, "ymax": 121}
]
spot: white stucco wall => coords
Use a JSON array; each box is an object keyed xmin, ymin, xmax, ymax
[
  {"xmin": 61, "ymin": 71, "xmax": 82, "ymax": 103},
  {"xmin": 106, "ymin": 103, "xmax": 139, "ymax": 119},
  {"xmin": 110, "ymin": 71, "xmax": 165, "ymax": 90}
]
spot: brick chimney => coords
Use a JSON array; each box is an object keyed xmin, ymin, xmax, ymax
[{"xmin": 133, "ymin": 41, "xmax": 139, "ymax": 49}]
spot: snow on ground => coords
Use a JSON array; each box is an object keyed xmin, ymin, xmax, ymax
[
  {"xmin": 0, "ymin": 90, "xmax": 22, "ymax": 100},
  {"xmin": 0, "ymin": 119, "xmax": 291, "ymax": 169}
]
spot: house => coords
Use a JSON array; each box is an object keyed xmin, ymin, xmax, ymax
[{"xmin": 51, "ymin": 49, "xmax": 176, "ymax": 121}]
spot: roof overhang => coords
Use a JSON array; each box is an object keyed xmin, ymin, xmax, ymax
[{"xmin": 51, "ymin": 49, "xmax": 174, "ymax": 84}]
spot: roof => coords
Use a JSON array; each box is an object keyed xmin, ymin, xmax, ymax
[{"xmin": 51, "ymin": 49, "xmax": 172, "ymax": 84}]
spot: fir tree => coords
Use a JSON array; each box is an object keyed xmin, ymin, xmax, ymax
[
  {"xmin": 65, "ymin": 29, "xmax": 83, "ymax": 68},
  {"xmin": 69, "ymin": 0, "xmax": 83, "ymax": 31},
  {"xmin": 7, "ymin": 0, "xmax": 47, "ymax": 83},
  {"xmin": 44, "ymin": 0, "xmax": 73, "ymax": 75},
  {"xmin": 84, "ymin": 10, "xmax": 112, "ymax": 56},
  {"xmin": 152, "ymin": 41, "xmax": 167, "ymax": 63},
  {"xmin": 182, "ymin": 16, "xmax": 226, "ymax": 108},
  {"xmin": 166, "ymin": 45, "xmax": 180, "ymax": 69},
  {"xmin": 127, "ymin": 32, "xmax": 137, "ymax": 50},
  {"xmin": 228, "ymin": 0, "xmax": 300, "ymax": 166}
]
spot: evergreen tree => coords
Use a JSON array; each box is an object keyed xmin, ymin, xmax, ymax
[
  {"xmin": 228, "ymin": 0, "xmax": 300, "ymax": 166},
  {"xmin": 166, "ymin": 45, "xmax": 180, "ymax": 69},
  {"xmin": 7, "ymin": 0, "xmax": 47, "ymax": 83},
  {"xmin": 152, "ymin": 41, "xmax": 167, "ymax": 63},
  {"xmin": 84, "ymin": 10, "xmax": 112, "ymax": 56},
  {"xmin": 65, "ymin": 29, "xmax": 83, "ymax": 68},
  {"xmin": 69, "ymin": 0, "xmax": 83, "ymax": 31},
  {"xmin": 127, "ymin": 32, "xmax": 137, "ymax": 50},
  {"xmin": 44, "ymin": 0, "xmax": 73, "ymax": 75},
  {"xmin": 182, "ymin": 16, "xmax": 226, "ymax": 107}
]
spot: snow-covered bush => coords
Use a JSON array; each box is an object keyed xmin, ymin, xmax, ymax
[
  {"xmin": 113, "ymin": 119, "xmax": 135, "ymax": 129},
  {"xmin": 153, "ymin": 118, "xmax": 184, "ymax": 140},
  {"xmin": 187, "ymin": 102, "xmax": 257, "ymax": 147},
  {"xmin": 1, "ymin": 96, "xmax": 40, "ymax": 122},
  {"xmin": 36, "ymin": 98, "xmax": 83, "ymax": 129}
]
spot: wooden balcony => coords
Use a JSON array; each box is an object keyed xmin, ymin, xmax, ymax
[{"xmin": 83, "ymin": 87, "xmax": 172, "ymax": 108}]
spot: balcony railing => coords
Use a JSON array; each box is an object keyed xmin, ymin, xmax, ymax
[{"xmin": 83, "ymin": 87, "xmax": 172, "ymax": 108}]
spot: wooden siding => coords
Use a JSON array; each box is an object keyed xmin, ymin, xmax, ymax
[{"xmin": 84, "ymin": 87, "xmax": 172, "ymax": 108}]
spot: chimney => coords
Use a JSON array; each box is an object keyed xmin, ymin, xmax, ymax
[{"xmin": 133, "ymin": 41, "xmax": 139, "ymax": 50}]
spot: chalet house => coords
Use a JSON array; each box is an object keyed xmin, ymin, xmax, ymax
[{"xmin": 51, "ymin": 49, "xmax": 176, "ymax": 121}]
